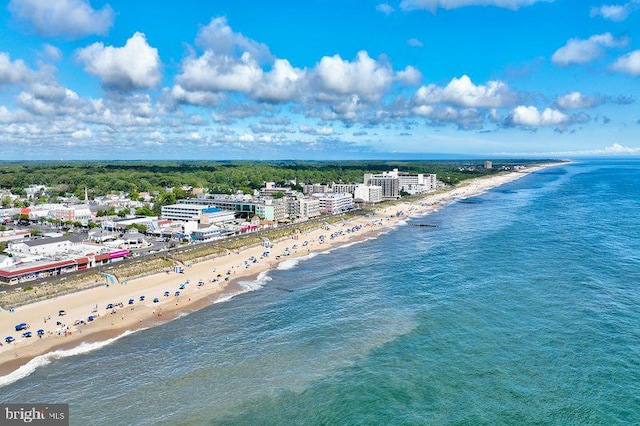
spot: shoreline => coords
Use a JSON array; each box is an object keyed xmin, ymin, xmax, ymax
[{"xmin": 0, "ymin": 162, "xmax": 564, "ymax": 384}]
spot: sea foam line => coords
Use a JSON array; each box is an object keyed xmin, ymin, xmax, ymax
[{"xmin": 0, "ymin": 329, "xmax": 141, "ymax": 388}]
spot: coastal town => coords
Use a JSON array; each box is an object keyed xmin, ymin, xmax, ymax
[
  {"xmin": 0, "ymin": 168, "xmax": 445, "ymax": 286},
  {"xmin": 0, "ymin": 161, "xmax": 549, "ymax": 381}
]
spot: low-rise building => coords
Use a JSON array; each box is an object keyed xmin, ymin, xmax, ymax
[{"xmin": 10, "ymin": 235, "xmax": 81, "ymax": 257}]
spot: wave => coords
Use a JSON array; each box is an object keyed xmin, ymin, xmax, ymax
[
  {"xmin": 276, "ymin": 251, "xmax": 319, "ymax": 270},
  {"xmin": 0, "ymin": 329, "xmax": 140, "ymax": 388},
  {"xmin": 239, "ymin": 271, "xmax": 273, "ymax": 291}
]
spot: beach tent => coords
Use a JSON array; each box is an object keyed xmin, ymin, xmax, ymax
[
  {"xmin": 5, "ymin": 336, "xmax": 15, "ymax": 343},
  {"xmin": 36, "ymin": 329, "xmax": 44, "ymax": 335},
  {"xmin": 15, "ymin": 323, "xmax": 28, "ymax": 331}
]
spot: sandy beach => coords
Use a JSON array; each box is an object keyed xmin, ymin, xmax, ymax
[{"xmin": 0, "ymin": 163, "xmax": 562, "ymax": 382}]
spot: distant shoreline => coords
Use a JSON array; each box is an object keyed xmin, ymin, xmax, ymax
[{"xmin": 0, "ymin": 162, "xmax": 566, "ymax": 385}]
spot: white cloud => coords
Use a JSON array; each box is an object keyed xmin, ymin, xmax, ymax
[
  {"xmin": 552, "ymin": 33, "xmax": 627, "ymax": 66},
  {"xmin": 178, "ymin": 51, "xmax": 263, "ymax": 93},
  {"xmin": 376, "ymin": 3, "xmax": 395, "ymax": 14},
  {"xmin": 42, "ymin": 44, "xmax": 62, "ymax": 61},
  {"xmin": 400, "ymin": 0, "xmax": 553, "ymax": 11},
  {"xmin": 590, "ymin": 1, "xmax": 639, "ymax": 22},
  {"xmin": 251, "ymin": 59, "xmax": 306, "ymax": 102},
  {"xmin": 238, "ymin": 133, "xmax": 255, "ymax": 142},
  {"xmin": 177, "ymin": 18, "xmax": 305, "ymax": 104},
  {"xmin": 299, "ymin": 125, "xmax": 334, "ymax": 135},
  {"xmin": 314, "ymin": 51, "xmax": 393, "ymax": 102},
  {"xmin": 556, "ymin": 92, "xmax": 602, "ymax": 109},
  {"xmin": 413, "ymin": 105, "xmax": 484, "ymax": 129},
  {"xmin": 413, "ymin": 75, "xmax": 516, "ymax": 108},
  {"xmin": 76, "ymin": 32, "xmax": 162, "ymax": 91},
  {"xmin": 610, "ymin": 50, "xmax": 640, "ymax": 75},
  {"xmin": 507, "ymin": 105, "xmax": 568, "ymax": 127},
  {"xmin": 71, "ymin": 128, "xmax": 92, "ymax": 139},
  {"xmin": 9, "ymin": 0, "xmax": 113, "ymax": 38},
  {"xmin": 407, "ymin": 38, "xmax": 424, "ymax": 47},
  {"xmin": 396, "ymin": 66, "xmax": 422, "ymax": 85},
  {"xmin": 170, "ymin": 85, "xmax": 222, "ymax": 107},
  {"xmin": 195, "ymin": 17, "xmax": 272, "ymax": 63},
  {"xmin": 0, "ymin": 52, "xmax": 33, "ymax": 84}
]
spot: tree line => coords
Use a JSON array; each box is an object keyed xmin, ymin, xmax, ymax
[{"xmin": 0, "ymin": 159, "xmax": 550, "ymax": 199}]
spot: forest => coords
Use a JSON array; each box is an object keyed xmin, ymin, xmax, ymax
[{"xmin": 0, "ymin": 160, "xmax": 551, "ymax": 198}]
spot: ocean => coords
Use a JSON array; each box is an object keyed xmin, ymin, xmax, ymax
[{"xmin": 2, "ymin": 160, "xmax": 640, "ymax": 425}]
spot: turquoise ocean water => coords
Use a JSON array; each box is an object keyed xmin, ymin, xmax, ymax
[{"xmin": 1, "ymin": 160, "xmax": 640, "ymax": 425}]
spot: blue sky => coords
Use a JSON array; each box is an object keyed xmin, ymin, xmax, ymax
[{"xmin": 0, "ymin": 0, "xmax": 639, "ymax": 160}]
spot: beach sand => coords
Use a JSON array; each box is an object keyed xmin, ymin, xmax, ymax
[{"xmin": 0, "ymin": 163, "xmax": 562, "ymax": 380}]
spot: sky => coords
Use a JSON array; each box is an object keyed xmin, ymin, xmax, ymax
[{"xmin": 0, "ymin": 0, "xmax": 639, "ymax": 160}]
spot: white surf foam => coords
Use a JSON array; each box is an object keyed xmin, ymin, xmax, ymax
[
  {"xmin": 239, "ymin": 271, "xmax": 273, "ymax": 291},
  {"xmin": 0, "ymin": 329, "xmax": 140, "ymax": 388}
]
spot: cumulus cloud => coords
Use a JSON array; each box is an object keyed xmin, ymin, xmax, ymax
[
  {"xmin": 610, "ymin": 50, "xmax": 640, "ymax": 75},
  {"xmin": 400, "ymin": 0, "xmax": 553, "ymax": 11},
  {"xmin": 396, "ymin": 66, "xmax": 422, "ymax": 85},
  {"xmin": 552, "ymin": 33, "xmax": 627, "ymax": 66},
  {"xmin": 0, "ymin": 52, "xmax": 33, "ymax": 84},
  {"xmin": 176, "ymin": 18, "xmax": 305, "ymax": 104},
  {"xmin": 555, "ymin": 92, "xmax": 603, "ymax": 109},
  {"xmin": 413, "ymin": 105, "xmax": 484, "ymax": 129},
  {"xmin": 178, "ymin": 51, "xmax": 263, "ymax": 93},
  {"xmin": 195, "ymin": 17, "xmax": 272, "ymax": 63},
  {"xmin": 170, "ymin": 84, "xmax": 222, "ymax": 107},
  {"xmin": 313, "ymin": 51, "xmax": 394, "ymax": 102},
  {"xmin": 16, "ymin": 82, "xmax": 84, "ymax": 116},
  {"xmin": 413, "ymin": 75, "xmax": 517, "ymax": 108},
  {"xmin": 407, "ymin": 38, "xmax": 424, "ymax": 47},
  {"xmin": 76, "ymin": 32, "xmax": 162, "ymax": 91},
  {"xmin": 251, "ymin": 59, "xmax": 307, "ymax": 102},
  {"xmin": 176, "ymin": 16, "xmax": 418, "ymax": 117},
  {"xmin": 507, "ymin": 105, "xmax": 569, "ymax": 127},
  {"xmin": 299, "ymin": 125, "xmax": 335, "ymax": 135},
  {"xmin": 590, "ymin": 1, "xmax": 639, "ymax": 21},
  {"xmin": 376, "ymin": 3, "xmax": 395, "ymax": 14},
  {"xmin": 9, "ymin": 0, "xmax": 113, "ymax": 38},
  {"xmin": 42, "ymin": 44, "xmax": 62, "ymax": 62}
]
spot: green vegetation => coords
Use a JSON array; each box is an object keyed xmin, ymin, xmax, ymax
[
  {"xmin": 0, "ymin": 160, "xmax": 552, "ymax": 201},
  {"xmin": 103, "ymin": 257, "xmax": 175, "ymax": 280}
]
